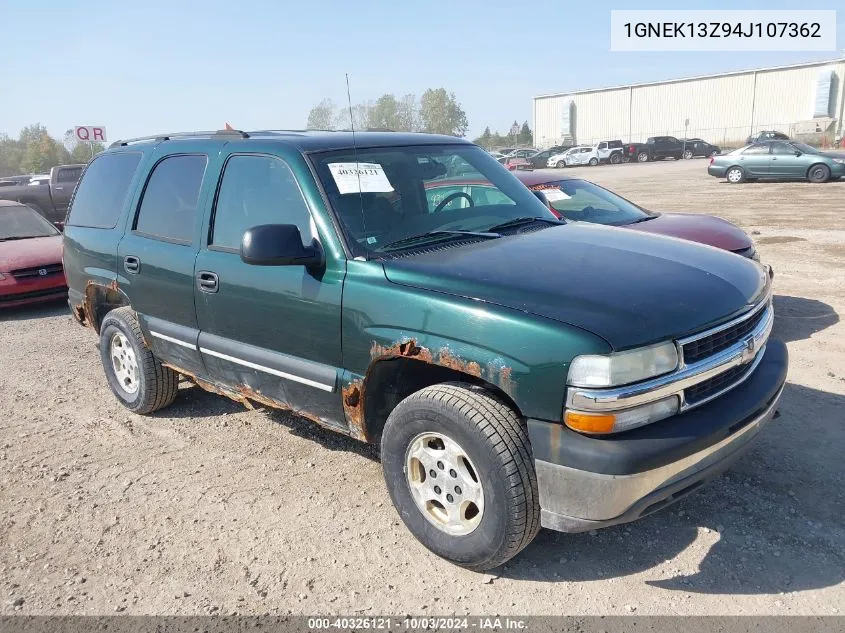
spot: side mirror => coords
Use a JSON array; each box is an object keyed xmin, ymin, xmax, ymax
[
  {"xmin": 794, "ymin": 151, "xmax": 802, "ymax": 157},
  {"xmin": 240, "ymin": 224, "xmax": 323, "ymax": 267}
]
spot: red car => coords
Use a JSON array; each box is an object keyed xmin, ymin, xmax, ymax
[
  {"xmin": 0, "ymin": 201, "xmax": 67, "ymax": 308},
  {"xmin": 514, "ymin": 171, "xmax": 763, "ymax": 263},
  {"xmin": 501, "ymin": 156, "xmax": 533, "ymax": 171}
]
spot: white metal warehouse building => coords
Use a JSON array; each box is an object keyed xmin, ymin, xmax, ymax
[{"xmin": 533, "ymin": 58, "xmax": 845, "ymax": 149}]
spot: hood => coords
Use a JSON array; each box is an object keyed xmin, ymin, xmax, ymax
[
  {"xmin": 624, "ymin": 213, "xmax": 752, "ymax": 253},
  {"xmin": 381, "ymin": 223, "xmax": 769, "ymax": 350},
  {"xmin": 0, "ymin": 235, "xmax": 63, "ymax": 272}
]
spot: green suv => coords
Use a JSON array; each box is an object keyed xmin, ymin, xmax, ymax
[{"xmin": 63, "ymin": 130, "xmax": 788, "ymax": 570}]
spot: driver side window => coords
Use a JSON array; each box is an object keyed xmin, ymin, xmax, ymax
[{"xmin": 210, "ymin": 154, "xmax": 313, "ymax": 251}]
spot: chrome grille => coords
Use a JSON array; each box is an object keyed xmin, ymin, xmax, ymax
[
  {"xmin": 684, "ymin": 363, "xmax": 751, "ymax": 405},
  {"xmin": 682, "ymin": 303, "xmax": 767, "ymax": 365}
]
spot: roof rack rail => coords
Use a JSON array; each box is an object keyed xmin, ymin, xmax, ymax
[{"xmin": 108, "ymin": 129, "xmax": 249, "ymax": 148}]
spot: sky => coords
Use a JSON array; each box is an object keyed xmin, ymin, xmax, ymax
[{"xmin": 1, "ymin": 0, "xmax": 843, "ymax": 144}]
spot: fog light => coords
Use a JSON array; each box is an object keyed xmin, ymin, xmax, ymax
[{"xmin": 564, "ymin": 396, "xmax": 679, "ymax": 435}]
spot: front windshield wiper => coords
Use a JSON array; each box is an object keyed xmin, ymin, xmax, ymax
[
  {"xmin": 629, "ymin": 215, "xmax": 657, "ymax": 224},
  {"xmin": 0, "ymin": 236, "xmax": 31, "ymax": 242},
  {"xmin": 379, "ymin": 229, "xmax": 501, "ymax": 253},
  {"xmin": 486, "ymin": 216, "xmax": 562, "ymax": 232}
]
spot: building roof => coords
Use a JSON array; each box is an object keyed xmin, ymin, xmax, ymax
[{"xmin": 534, "ymin": 57, "xmax": 844, "ymax": 100}]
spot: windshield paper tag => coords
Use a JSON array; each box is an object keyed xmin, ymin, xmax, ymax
[
  {"xmin": 328, "ymin": 162, "xmax": 394, "ymax": 195},
  {"xmin": 539, "ymin": 188, "xmax": 570, "ymax": 202}
]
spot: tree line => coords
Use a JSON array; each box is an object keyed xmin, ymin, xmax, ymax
[
  {"xmin": 472, "ymin": 122, "xmax": 533, "ymax": 150},
  {"xmin": 306, "ymin": 88, "xmax": 469, "ymax": 137},
  {"xmin": 0, "ymin": 124, "xmax": 105, "ymax": 177}
]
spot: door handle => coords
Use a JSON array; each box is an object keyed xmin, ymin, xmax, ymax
[
  {"xmin": 197, "ymin": 271, "xmax": 219, "ymax": 293},
  {"xmin": 772, "ymin": 157, "xmax": 778, "ymax": 161},
  {"xmin": 54, "ymin": 186, "xmax": 64, "ymax": 190},
  {"xmin": 124, "ymin": 255, "xmax": 140, "ymax": 274}
]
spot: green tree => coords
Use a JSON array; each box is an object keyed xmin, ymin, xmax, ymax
[
  {"xmin": 396, "ymin": 93, "xmax": 419, "ymax": 132},
  {"xmin": 20, "ymin": 127, "xmax": 62, "ymax": 174},
  {"xmin": 419, "ymin": 88, "xmax": 468, "ymax": 137},
  {"xmin": 70, "ymin": 142, "xmax": 104, "ymax": 163},
  {"xmin": 0, "ymin": 134, "xmax": 24, "ymax": 177},
  {"xmin": 518, "ymin": 121, "xmax": 533, "ymax": 146},
  {"xmin": 306, "ymin": 98, "xmax": 337, "ymax": 130},
  {"xmin": 473, "ymin": 126, "xmax": 493, "ymax": 148},
  {"xmin": 368, "ymin": 94, "xmax": 400, "ymax": 130}
]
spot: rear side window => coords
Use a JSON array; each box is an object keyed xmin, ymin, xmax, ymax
[
  {"xmin": 67, "ymin": 153, "xmax": 143, "ymax": 228},
  {"xmin": 742, "ymin": 144, "xmax": 770, "ymax": 155},
  {"xmin": 210, "ymin": 154, "xmax": 312, "ymax": 250},
  {"xmin": 57, "ymin": 167, "xmax": 83, "ymax": 183},
  {"xmin": 135, "ymin": 154, "xmax": 207, "ymax": 243}
]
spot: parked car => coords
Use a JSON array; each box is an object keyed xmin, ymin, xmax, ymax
[
  {"xmin": 64, "ymin": 129, "xmax": 786, "ymax": 570},
  {"xmin": 595, "ymin": 140, "xmax": 626, "ymax": 164},
  {"xmin": 494, "ymin": 147, "xmax": 518, "ymax": 155},
  {"xmin": 524, "ymin": 149, "xmax": 559, "ymax": 169},
  {"xmin": 502, "ymin": 156, "xmax": 533, "ymax": 171},
  {"xmin": 0, "ymin": 164, "xmax": 85, "ymax": 226},
  {"xmin": 708, "ymin": 141, "xmax": 845, "ymax": 184},
  {"xmin": 683, "ymin": 138, "xmax": 721, "ymax": 159},
  {"xmin": 487, "ymin": 151, "xmax": 506, "ymax": 160},
  {"xmin": 0, "ymin": 200, "xmax": 67, "ymax": 308},
  {"xmin": 503, "ymin": 148, "xmax": 537, "ymax": 159},
  {"xmin": 745, "ymin": 130, "xmax": 789, "ymax": 145},
  {"xmin": 0, "ymin": 175, "xmax": 36, "ymax": 187},
  {"xmin": 548, "ymin": 145, "xmax": 599, "ymax": 167},
  {"xmin": 514, "ymin": 171, "xmax": 764, "ymax": 264}
]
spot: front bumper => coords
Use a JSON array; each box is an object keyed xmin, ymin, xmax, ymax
[
  {"xmin": 528, "ymin": 337, "xmax": 788, "ymax": 532},
  {"xmin": 0, "ymin": 275, "xmax": 67, "ymax": 308}
]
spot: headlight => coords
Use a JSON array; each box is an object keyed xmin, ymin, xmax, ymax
[
  {"xmin": 565, "ymin": 395, "xmax": 679, "ymax": 434},
  {"xmin": 567, "ymin": 341, "xmax": 679, "ymax": 388},
  {"xmin": 832, "ymin": 158, "xmax": 845, "ymax": 165}
]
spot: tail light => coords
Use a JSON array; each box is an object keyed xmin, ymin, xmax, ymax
[{"xmin": 709, "ymin": 156, "xmax": 715, "ymax": 165}]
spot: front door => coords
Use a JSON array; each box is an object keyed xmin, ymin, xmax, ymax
[
  {"xmin": 117, "ymin": 144, "xmax": 218, "ymax": 376},
  {"xmin": 735, "ymin": 143, "xmax": 771, "ymax": 177},
  {"xmin": 193, "ymin": 151, "xmax": 346, "ymax": 428},
  {"xmin": 770, "ymin": 141, "xmax": 812, "ymax": 178}
]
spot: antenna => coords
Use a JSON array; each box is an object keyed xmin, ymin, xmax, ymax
[{"xmin": 345, "ymin": 73, "xmax": 368, "ymax": 237}]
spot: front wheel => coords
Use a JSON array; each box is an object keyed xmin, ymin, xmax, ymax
[
  {"xmin": 807, "ymin": 164, "xmax": 830, "ymax": 183},
  {"xmin": 588, "ymin": 158, "xmax": 598, "ymax": 166},
  {"xmin": 683, "ymin": 149, "xmax": 693, "ymax": 159},
  {"xmin": 380, "ymin": 383, "xmax": 540, "ymax": 571},
  {"xmin": 726, "ymin": 166, "xmax": 746, "ymax": 184}
]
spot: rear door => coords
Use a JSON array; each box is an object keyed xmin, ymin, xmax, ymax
[
  {"xmin": 117, "ymin": 143, "xmax": 219, "ymax": 376},
  {"xmin": 736, "ymin": 143, "xmax": 771, "ymax": 176},
  {"xmin": 192, "ymin": 149, "xmax": 346, "ymax": 428}
]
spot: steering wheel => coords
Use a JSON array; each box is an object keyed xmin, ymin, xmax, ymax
[{"xmin": 433, "ymin": 191, "xmax": 474, "ymax": 213}]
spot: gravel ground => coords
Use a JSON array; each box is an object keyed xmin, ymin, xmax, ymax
[{"xmin": 1, "ymin": 159, "xmax": 843, "ymax": 616}]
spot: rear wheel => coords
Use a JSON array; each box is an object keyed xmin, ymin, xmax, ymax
[
  {"xmin": 99, "ymin": 307, "xmax": 179, "ymax": 414},
  {"xmin": 609, "ymin": 153, "xmax": 621, "ymax": 165},
  {"xmin": 380, "ymin": 383, "xmax": 540, "ymax": 571},
  {"xmin": 637, "ymin": 151, "xmax": 649, "ymax": 162},
  {"xmin": 726, "ymin": 166, "xmax": 746, "ymax": 184},
  {"xmin": 588, "ymin": 158, "xmax": 598, "ymax": 166},
  {"xmin": 683, "ymin": 149, "xmax": 693, "ymax": 160},
  {"xmin": 807, "ymin": 164, "xmax": 830, "ymax": 183},
  {"xmin": 555, "ymin": 160, "xmax": 566, "ymax": 168}
]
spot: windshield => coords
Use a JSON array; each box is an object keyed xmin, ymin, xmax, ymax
[
  {"xmin": 528, "ymin": 179, "xmax": 650, "ymax": 226},
  {"xmin": 311, "ymin": 144, "xmax": 556, "ymax": 255},
  {"xmin": 0, "ymin": 205, "xmax": 59, "ymax": 240}
]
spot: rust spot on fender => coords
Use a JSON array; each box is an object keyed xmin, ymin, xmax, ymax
[
  {"xmin": 75, "ymin": 279, "xmax": 125, "ymax": 332},
  {"xmin": 341, "ymin": 382, "xmax": 367, "ymax": 442}
]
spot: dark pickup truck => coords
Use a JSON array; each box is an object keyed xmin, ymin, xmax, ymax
[
  {"xmin": 626, "ymin": 136, "xmax": 685, "ymax": 163},
  {"xmin": 0, "ymin": 164, "xmax": 85, "ymax": 226}
]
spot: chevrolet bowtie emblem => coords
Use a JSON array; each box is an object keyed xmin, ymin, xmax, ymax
[{"xmin": 740, "ymin": 336, "xmax": 756, "ymax": 363}]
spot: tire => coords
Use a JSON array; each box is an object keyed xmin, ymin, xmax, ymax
[
  {"xmin": 609, "ymin": 153, "xmax": 621, "ymax": 165},
  {"xmin": 726, "ymin": 166, "xmax": 746, "ymax": 184},
  {"xmin": 588, "ymin": 158, "xmax": 598, "ymax": 166},
  {"xmin": 380, "ymin": 383, "xmax": 540, "ymax": 571},
  {"xmin": 807, "ymin": 164, "xmax": 830, "ymax": 183},
  {"xmin": 99, "ymin": 307, "xmax": 179, "ymax": 414},
  {"xmin": 555, "ymin": 160, "xmax": 566, "ymax": 168},
  {"xmin": 709, "ymin": 149, "xmax": 719, "ymax": 157},
  {"xmin": 637, "ymin": 151, "xmax": 649, "ymax": 162},
  {"xmin": 683, "ymin": 149, "xmax": 693, "ymax": 160}
]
